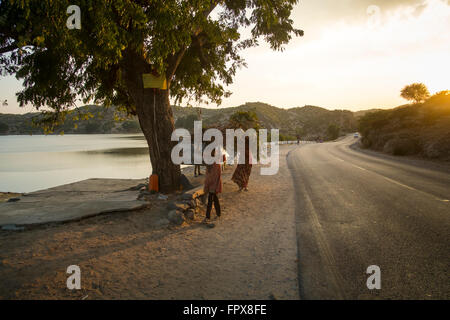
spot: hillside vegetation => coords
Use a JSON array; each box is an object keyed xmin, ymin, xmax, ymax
[
  {"xmin": 174, "ymin": 102, "xmax": 357, "ymax": 140},
  {"xmin": 359, "ymin": 91, "xmax": 450, "ymax": 160},
  {"xmin": 0, "ymin": 102, "xmax": 358, "ymax": 140}
]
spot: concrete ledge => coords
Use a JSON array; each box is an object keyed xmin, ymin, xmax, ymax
[{"xmin": 0, "ymin": 178, "xmax": 147, "ymax": 227}]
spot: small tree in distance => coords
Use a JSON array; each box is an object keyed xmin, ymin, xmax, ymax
[
  {"xmin": 326, "ymin": 123, "xmax": 340, "ymax": 141},
  {"xmin": 401, "ymin": 83, "xmax": 430, "ymax": 104}
]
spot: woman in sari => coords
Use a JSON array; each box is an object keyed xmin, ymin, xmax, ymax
[{"xmin": 232, "ymin": 139, "xmax": 252, "ymax": 192}]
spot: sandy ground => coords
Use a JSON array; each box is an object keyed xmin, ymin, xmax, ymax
[{"xmin": 0, "ymin": 145, "xmax": 299, "ymax": 300}]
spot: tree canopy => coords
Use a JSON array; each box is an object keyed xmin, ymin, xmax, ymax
[
  {"xmin": 400, "ymin": 83, "xmax": 430, "ymax": 104},
  {"xmin": 175, "ymin": 113, "xmax": 199, "ymax": 131},
  {"xmin": 229, "ymin": 110, "xmax": 260, "ymax": 130},
  {"xmin": 1, "ymin": 0, "xmax": 303, "ymax": 118}
]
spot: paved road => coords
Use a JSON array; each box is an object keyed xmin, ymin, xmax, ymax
[{"xmin": 287, "ymin": 136, "xmax": 450, "ymax": 299}]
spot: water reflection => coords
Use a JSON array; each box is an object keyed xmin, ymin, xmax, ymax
[
  {"xmin": 0, "ymin": 134, "xmax": 152, "ymax": 193},
  {"xmin": 85, "ymin": 147, "xmax": 149, "ymax": 157}
]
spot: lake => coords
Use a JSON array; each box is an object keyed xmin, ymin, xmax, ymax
[{"xmin": 0, "ymin": 134, "xmax": 152, "ymax": 193}]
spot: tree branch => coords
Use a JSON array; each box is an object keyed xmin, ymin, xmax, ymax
[
  {"xmin": 165, "ymin": 0, "xmax": 220, "ymax": 82},
  {"xmin": 0, "ymin": 42, "xmax": 17, "ymax": 54}
]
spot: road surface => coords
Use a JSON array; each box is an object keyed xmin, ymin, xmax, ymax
[{"xmin": 287, "ymin": 136, "xmax": 450, "ymax": 299}]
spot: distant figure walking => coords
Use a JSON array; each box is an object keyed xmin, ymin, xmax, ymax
[
  {"xmin": 220, "ymin": 146, "xmax": 228, "ymax": 172},
  {"xmin": 203, "ymin": 149, "xmax": 222, "ymax": 223},
  {"xmin": 194, "ymin": 142, "xmax": 203, "ymax": 177},
  {"xmin": 194, "ymin": 164, "xmax": 202, "ymax": 176},
  {"xmin": 232, "ymin": 139, "xmax": 252, "ymax": 192}
]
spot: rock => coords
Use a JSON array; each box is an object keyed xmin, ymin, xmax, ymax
[
  {"xmin": 191, "ymin": 186, "xmax": 205, "ymax": 199},
  {"xmin": 7, "ymin": 198, "xmax": 20, "ymax": 203},
  {"xmin": 167, "ymin": 210, "xmax": 185, "ymax": 225},
  {"xmin": 129, "ymin": 183, "xmax": 147, "ymax": 191},
  {"xmin": 176, "ymin": 203, "xmax": 190, "ymax": 211},
  {"xmin": 181, "ymin": 186, "xmax": 205, "ymax": 201},
  {"xmin": 184, "ymin": 209, "xmax": 195, "ymax": 220},
  {"xmin": 158, "ymin": 194, "xmax": 168, "ymax": 200},
  {"xmin": 186, "ymin": 200, "xmax": 196, "ymax": 208},
  {"xmin": 167, "ymin": 202, "xmax": 189, "ymax": 212},
  {"xmin": 181, "ymin": 193, "xmax": 194, "ymax": 201}
]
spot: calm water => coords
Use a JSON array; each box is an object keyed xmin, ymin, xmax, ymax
[{"xmin": 0, "ymin": 134, "xmax": 152, "ymax": 193}]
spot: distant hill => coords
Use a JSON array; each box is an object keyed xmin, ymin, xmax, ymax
[
  {"xmin": 0, "ymin": 102, "xmax": 359, "ymax": 140},
  {"xmin": 0, "ymin": 105, "xmax": 145, "ymax": 135},
  {"xmin": 353, "ymin": 108, "xmax": 385, "ymax": 118},
  {"xmin": 174, "ymin": 102, "xmax": 358, "ymax": 140},
  {"xmin": 358, "ymin": 92, "xmax": 450, "ymax": 160}
]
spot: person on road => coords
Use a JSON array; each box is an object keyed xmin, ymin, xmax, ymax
[
  {"xmin": 220, "ymin": 146, "xmax": 228, "ymax": 172},
  {"xmin": 194, "ymin": 164, "xmax": 202, "ymax": 176},
  {"xmin": 232, "ymin": 138, "xmax": 252, "ymax": 192},
  {"xmin": 203, "ymin": 149, "xmax": 222, "ymax": 223}
]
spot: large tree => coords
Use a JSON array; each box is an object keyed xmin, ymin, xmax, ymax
[{"xmin": 0, "ymin": 0, "xmax": 303, "ymax": 192}]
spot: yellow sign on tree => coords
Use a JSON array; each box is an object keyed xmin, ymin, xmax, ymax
[{"xmin": 142, "ymin": 74, "xmax": 167, "ymax": 90}]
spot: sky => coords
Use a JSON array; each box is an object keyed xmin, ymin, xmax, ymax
[{"xmin": 0, "ymin": 0, "xmax": 449, "ymax": 114}]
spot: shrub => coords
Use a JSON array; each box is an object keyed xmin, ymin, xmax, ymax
[
  {"xmin": 383, "ymin": 137, "xmax": 420, "ymax": 156},
  {"xmin": 326, "ymin": 123, "xmax": 340, "ymax": 140}
]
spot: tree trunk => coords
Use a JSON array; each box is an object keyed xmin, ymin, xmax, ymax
[
  {"xmin": 138, "ymin": 89, "xmax": 181, "ymax": 193},
  {"xmin": 123, "ymin": 56, "xmax": 181, "ymax": 193}
]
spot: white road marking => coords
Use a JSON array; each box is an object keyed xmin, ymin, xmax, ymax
[{"xmin": 331, "ymin": 155, "xmax": 449, "ymax": 202}]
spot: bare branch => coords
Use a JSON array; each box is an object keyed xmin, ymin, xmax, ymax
[{"xmin": 0, "ymin": 42, "xmax": 17, "ymax": 54}]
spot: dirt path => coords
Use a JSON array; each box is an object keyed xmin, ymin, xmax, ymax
[{"xmin": 0, "ymin": 145, "xmax": 299, "ymax": 299}]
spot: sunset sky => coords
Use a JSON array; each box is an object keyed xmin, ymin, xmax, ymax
[{"xmin": 0, "ymin": 0, "xmax": 449, "ymax": 114}]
